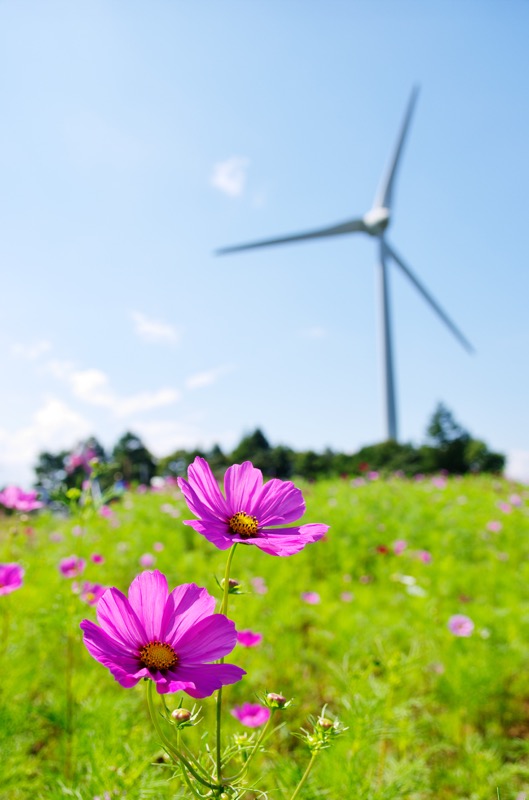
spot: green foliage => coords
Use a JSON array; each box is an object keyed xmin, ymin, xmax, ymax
[
  {"xmin": 31, "ymin": 406, "xmax": 505, "ymax": 493},
  {"xmin": 2, "ymin": 473, "xmax": 529, "ymax": 797}
]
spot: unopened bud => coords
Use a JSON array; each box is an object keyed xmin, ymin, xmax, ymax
[
  {"xmin": 267, "ymin": 692, "xmax": 286, "ymax": 708},
  {"xmin": 317, "ymin": 717, "xmax": 334, "ymax": 730},
  {"xmin": 171, "ymin": 708, "xmax": 191, "ymax": 722}
]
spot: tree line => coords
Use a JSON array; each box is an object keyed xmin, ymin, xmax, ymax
[{"xmin": 31, "ymin": 404, "xmax": 504, "ymax": 500}]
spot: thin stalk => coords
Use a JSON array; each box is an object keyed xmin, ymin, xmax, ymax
[
  {"xmin": 226, "ymin": 711, "xmax": 275, "ymax": 782},
  {"xmin": 289, "ymin": 752, "xmax": 318, "ymax": 800},
  {"xmin": 146, "ymin": 681, "xmax": 219, "ymax": 792},
  {"xmin": 215, "ymin": 545, "xmax": 238, "ymax": 782}
]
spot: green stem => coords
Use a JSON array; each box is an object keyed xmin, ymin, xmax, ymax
[
  {"xmin": 289, "ymin": 751, "xmax": 318, "ymax": 800},
  {"xmin": 226, "ymin": 712, "xmax": 275, "ymax": 782},
  {"xmin": 146, "ymin": 681, "xmax": 219, "ymax": 791},
  {"xmin": 215, "ymin": 545, "xmax": 238, "ymax": 782}
]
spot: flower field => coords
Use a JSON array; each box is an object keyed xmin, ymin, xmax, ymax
[{"xmin": 2, "ymin": 471, "xmax": 529, "ymax": 798}]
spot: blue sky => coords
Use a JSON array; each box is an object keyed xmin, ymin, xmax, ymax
[{"xmin": 1, "ymin": 1, "xmax": 528, "ymax": 487}]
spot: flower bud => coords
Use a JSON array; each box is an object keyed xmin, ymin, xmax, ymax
[
  {"xmin": 171, "ymin": 708, "xmax": 191, "ymax": 723},
  {"xmin": 266, "ymin": 692, "xmax": 287, "ymax": 708},
  {"xmin": 317, "ymin": 717, "xmax": 334, "ymax": 730}
]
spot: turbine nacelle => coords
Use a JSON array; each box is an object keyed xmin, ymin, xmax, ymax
[{"xmin": 362, "ymin": 207, "xmax": 390, "ymax": 236}]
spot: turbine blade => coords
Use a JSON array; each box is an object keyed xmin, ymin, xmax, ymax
[
  {"xmin": 216, "ymin": 217, "xmax": 367, "ymax": 255},
  {"xmin": 383, "ymin": 240, "xmax": 475, "ymax": 354},
  {"xmin": 374, "ymin": 85, "xmax": 420, "ymax": 212}
]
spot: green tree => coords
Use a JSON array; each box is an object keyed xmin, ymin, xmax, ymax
[{"xmin": 112, "ymin": 432, "xmax": 157, "ymax": 485}]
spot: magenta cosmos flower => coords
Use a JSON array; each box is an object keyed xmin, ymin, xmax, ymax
[
  {"xmin": 0, "ymin": 563, "xmax": 24, "ymax": 595},
  {"xmin": 236, "ymin": 629, "xmax": 263, "ymax": 647},
  {"xmin": 0, "ymin": 486, "xmax": 42, "ymax": 512},
  {"xmin": 231, "ymin": 703, "xmax": 271, "ymax": 727},
  {"xmin": 448, "ymin": 614, "xmax": 474, "ymax": 637},
  {"xmin": 59, "ymin": 556, "xmax": 86, "ymax": 578},
  {"xmin": 80, "ymin": 570, "xmax": 245, "ymax": 697},
  {"xmin": 177, "ymin": 458, "xmax": 328, "ymax": 556}
]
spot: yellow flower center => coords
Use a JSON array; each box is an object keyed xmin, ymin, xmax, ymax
[
  {"xmin": 140, "ymin": 640, "xmax": 178, "ymax": 670},
  {"xmin": 229, "ymin": 511, "xmax": 259, "ymax": 538}
]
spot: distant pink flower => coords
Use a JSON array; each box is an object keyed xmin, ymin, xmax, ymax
[
  {"xmin": 448, "ymin": 614, "xmax": 474, "ymax": 637},
  {"xmin": 178, "ymin": 458, "xmax": 328, "ymax": 557},
  {"xmin": 418, "ymin": 550, "xmax": 432, "ymax": 564},
  {"xmin": 486, "ymin": 520, "xmax": 502, "ymax": 533},
  {"xmin": 49, "ymin": 531, "xmax": 63, "ymax": 543},
  {"xmin": 237, "ymin": 630, "xmax": 263, "ymax": 647},
  {"xmin": 351, "ymin": 477, "xmax": 366, "ymax": 487},
  {"xmin": 510, "ymin": 494, "xmax": 522, "ymax": 507},
  {"xmin": 393, "ymin": 539, "xmax": 407, "ymax": 555},
  {"xmin": 367, "ymin": 471, "xmax": 379, "ymax": 481},
  {"xmin": 431, "ymin": 476, "xmax": 447, "ymax": 489},
  {"xmin": 80, "ymin": 570, "xmax": 245, "ymax": 696},
  {"xmin": 99, "ymin": 505, "xmax": 115, "ymax": 520},
  {"xmin": 136, "ymin": 484, "xmax": 148, "ymax": 494},
  {"xmin": 0, "ymin": 563, "xmax": 24, "ymax": 595},
  {"xmin": 91, "ymin": 553, "xmax": 105, "ymax": 564},
  {"xmin": 340, "ymin": 592, "xmax": 354, "ymax": 602},
  {"xmin": 414, "ymin": 473, "xmax": 425, "ymax": 482},
  {"xmin": 251, "ymin": 576, "xmax": 268, "ymax": 595},
  {"xmin": 72, "ymin": 525, "xmax": 84, "ymax": 537},
  {"xmin": 0, "ymin": 486, "xmax": 42, "ymax": 512},
  {"xmin": 497, "ymin": 502, "xmax": 512, "ymax": 514},
  {"xmin": 59, "ymin": 556, "xmax": 86, "ymax": 578},
  {"xmin": 301, "ymin": 591, "xmax": 320, "ymax": 605},
  {"xmin": 153, "ymin": 542, "xmax": 164, "ymax": 552},
  {"xmin": 139, "ymin": 553, "xmax": 155, "ymax": 568},
  {"xmin": 79, "ymin": 581, "xmax": 106, "ymax": 606},
  {"xmin": 231, "ymin": 703, "xmax": 271, "ymax": 728}
]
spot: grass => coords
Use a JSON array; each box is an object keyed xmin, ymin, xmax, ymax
[{"xmin": 1, "ymin": 472, "xmax": 529, "ymax": 798}]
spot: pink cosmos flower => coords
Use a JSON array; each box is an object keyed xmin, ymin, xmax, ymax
[
  {"xmin": 177, "ymin": 458, "xmax": 328, "ymax": 556},
  {"xmin": 301, "ymin": 591, "xmax": 321, "ymax": 605},
  {"xmin": 251, "ymin": 576, "xmax": 268, "ymax": 595},
  {"xmin": 418, "ymin": 550, "xmax": 432, "ymax": 564},
  {"xmin": 448, "ymin": 614, "xmax": 474, "ymax": 637},
  {"xmin": 153, "ymin": 542, "xmax": 165, "ymax": 552},
  {"xmin": 510, "ymin": 493, "xmax": 522, "ymax": 507},
  {"xmin": 79, "ymin": 581, "xmax": 107, "ymax": 606},
  {"xmin": 486, "ymin": 520, "xmax": 502, "ymax": 533},
  {"xmin": 59, "ymin": 556, "xmax": 86, "ymax": 578},
  {"xmin": 237, "ymin": 630, "xmax": 263, "ymax": 647},
  {"xmin": 231, "ymin": 703, "xmax": 271, "ymax": 727},
  {"xmin": 139, "ymin": 553, "xmax": 155, "ymax": 568},
  {"xmin": 340, "ymin": 591, "xmax": 354, "ymax": 602},
  {"xmin": 80, "ymin": 570, "xmax": 245, "ymax": 696},
  {"xmin": 0, "ymin": 486, "xmax": 42, "ymax": 512},
  {"xmin": 393, "ymin": 539, "xmax": 407, "ymax": 555},
  {"xmin": 498, "ymin": 501, "xmax": 512, "ymax": 514},
  {"xmin": 91, "ymin": 553, "xmax": 105, "ymax": 564},
  {"xmin": 0, "ymin": 563, "xmax": 24, "ymax": 595}
]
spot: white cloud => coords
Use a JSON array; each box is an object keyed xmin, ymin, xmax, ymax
[
  {"xmin": 11, "ymin": 340, "xmax": 52, "ymax": 360},
  {"xmin": 132, "ymin": 419, "xmax": 237, "ymax": 459},
  {"xmin": 47, "ymin": 362, "xmax": 181, "ymax": 417},
  {"xmin": 185, "ymin": 365, "xmax": 235, "ymax": 390},
  {"xmin": 211, "ymin": 156, "xmax": 250, "ymax": 197},
  {"xmin": 506, "ymin": 450, "xmax": 529, "ymax": 484},
  {"xmin": 0, "ymin": 397, "xmax": 92, "ymax": 485},
  {"xmin": 131, "ymin": 311, "xmax": 180, "ymax": 344},
  {"xmin": 300, "ymin": 326, "xmax": 327, "ymax": 340},
  {"xmin": 116, "ymin": 388, "xmax": 181, "ymax": 417}
]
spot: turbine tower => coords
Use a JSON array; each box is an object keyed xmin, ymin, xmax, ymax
[{"xmin": 215, "ymin": 87, "xmax": 473, "ymax": 441}]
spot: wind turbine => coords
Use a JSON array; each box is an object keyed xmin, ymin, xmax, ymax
[{"xmin": 215, "ymin": 87, "xmax": 473, "ymax": 441}]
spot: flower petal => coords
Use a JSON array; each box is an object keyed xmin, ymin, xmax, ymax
[
  {"xmin": 254, "ymin": 479, "xmax": 305, "ymax": 526},
  {"xmin": 96, "ymin": 587, "xmax": 147, "ymax": 649},
  {"xmin": 176, "ymin": 614, "xmax": 237, "ymax": 663},
  {"xmin": 127, "ymin": 570, "xmax": 169, "ymax": 641},
  {"xmin": 177, "ymin": 457, "xmax": 228, "ymax": 521},
  {"xmin": 251, "ymin": 523, "xmax": 329, "ymax": 556},
  {"xmin": 162, "ymin": 583, "xmax": 217, "ymax": 643},
  {"xmin": 166, "ymin": 663, "xmax": 246, "ymax": 698},
  {"xmin": 182, "ymin": 519, "xmax": 234, "ymax": 550},
  {"xmin": 80, "ymin": 619, "xmax": 142, "ymax": 688},
  {"xmin": 224, "ymin": 462, "xmax": 263, "ymax": 515}
]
